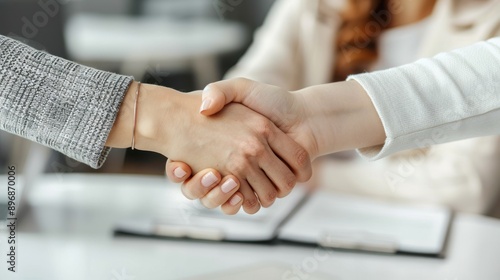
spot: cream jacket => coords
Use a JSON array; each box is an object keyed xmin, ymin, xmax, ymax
[{"xmin": 226, "ymin": 0, "xmax": 500, "ymax": 213}]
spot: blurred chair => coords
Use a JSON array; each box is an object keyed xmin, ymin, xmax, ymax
[
  {"xmin": 65, "ymin": 0, "xmax": 131, "ymax": 15},
  {"xmin": 140, "ymin": 0, "xmax": 213, "ymax": 18},
  {"xmin": 64, "ymin": 13, "xmax": 248, "ymax": 89}
]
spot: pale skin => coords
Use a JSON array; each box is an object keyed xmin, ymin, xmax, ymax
[
  {"xmin": 166, "ymin": 78, "xmax": 386, "ymax": 214},
  {"xmin": 167, "ymin": 0, "xmax": 437, "ymax": 214},
  {"xmin": 106, "ymin": 82, "xmax": 312, "ymax": 214}
]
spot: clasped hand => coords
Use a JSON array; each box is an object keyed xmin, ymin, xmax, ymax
[
  {"xmin": 167, "ymin": 78, "xmax": 319, "ymax": 214},
  {"xmin": 164, "ymin": 78, "xmax": 385, "ymax": 214},
  {"xmin": 108, "ymin": 78, "xmax": 317, "ymax": 214},
  {"xmin": 111, "ymin": 79, "xmax": 318, "ymax": 214},
  {"xmin": 115, "ymin": 78, "xmax": 383, "ymax": 215}
]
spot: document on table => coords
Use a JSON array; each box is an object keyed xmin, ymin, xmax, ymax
[
  {"xmin": 116, "ymin": 186, "xmax": 451, "ymax": 255},
  {"xmin": 116, "ymin": 185, "xmax": 308, "ymax": 242},
  {"xmin": 277, "ymin": 192, "xmax": 451, "ymax": 254}
]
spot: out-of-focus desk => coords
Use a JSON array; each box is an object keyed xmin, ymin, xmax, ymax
[
  {"xmin": 65, "ymin": 14, "xmax": 247, "ymax": 88},
  {"xmin": 1, "ymin": 174, "xmax": 500, "ymax": 280}
]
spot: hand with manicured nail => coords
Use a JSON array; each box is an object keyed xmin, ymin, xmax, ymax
[
  {"xmin": 167, "ymin": 78, "xmax": 318, "ymax": 215},
  {"xmin": 159, "ymin": 89, "xmax": 312, "ymax": 215},
  {"xmin": 167, "ymin": 162, "xmax": 245, "ymax": 214},
  {"xmin": 166, "ymin": 78, "xmax": 385, "ymax": 214}
]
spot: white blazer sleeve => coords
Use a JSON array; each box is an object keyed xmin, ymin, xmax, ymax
[{"xmin": 348, "ymin": 37, "xmax": 500, "ymax": 160}]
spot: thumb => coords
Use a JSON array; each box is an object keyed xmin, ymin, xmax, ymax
[{"xmin": 199, "ymin": 78, "xmax": 255, "ymax": 116}]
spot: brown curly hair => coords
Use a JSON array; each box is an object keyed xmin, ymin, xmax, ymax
[
  {"xmin": 333, "ymin": 0, "xmax": 439, "ymax": 81},
  {"xmin": 333, "ymin": 0, "xmax": 389, "ymax": 81}
]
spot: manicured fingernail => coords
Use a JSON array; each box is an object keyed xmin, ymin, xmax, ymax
[
  {"xmin": 199, "ymin": 98, "xmax": 212, "ymax": 113},
  {"xmin": 230, "ymin": 195, "xmax": 242, "ymax": 206},
  {"xmin": 173, "ymin": 167, "xmax": 187, "ymax": 178},
  {"xmin": 201, "ymin": 172, "xmax": 218, "ymax": 187},
  {"xmin": 221, "ymin": 179, "xmax": 238, "ymax": 193}
]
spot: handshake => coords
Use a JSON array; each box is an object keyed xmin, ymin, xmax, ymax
[{"xmin": 107, "ymin": 78, "xmax": 386, "ymax": 214}]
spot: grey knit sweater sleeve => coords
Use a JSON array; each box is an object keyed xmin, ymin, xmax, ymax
[{"xmin": 0, "ymin": 35, "xmax": 134, "ymax": 168}]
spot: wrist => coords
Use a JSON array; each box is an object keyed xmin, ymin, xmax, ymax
[
  {"xmin": 133, "ymin": 85, "xmax": 197, "ymax": 156},
  {"xmin": 137, "ymin": 87, "xmax": 205, "ymax": 158},
  {"xmin": 106, "ymin": 82, "xmax": 196, "ymax": 157},
  {"xmin": 342, "ymin": 80, "xmax": 386, "ymax": 149},
  {"xmin": 297, "ymin": 80, "xmax": 385, "ymax": 155},
  {"xmin": 106, "ymin": 81, "xmax": 138, "ymax": 149},
  {"xmin": 289, "ymin": 91, "xmax": 321, "ymax": 160}
]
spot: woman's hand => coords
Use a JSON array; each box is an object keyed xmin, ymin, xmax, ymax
[
  {"xmin": 166, "ymin": 78, "xmax": 385, "ymax": 214},
  {"xmin": 199, "ymin": 78, "xmax": 320, "ymax": 158},
  {"xmin": 107, "ymin": 82, "xmax": 312, "ymax": 214},
  {"xmin": 166, "ymin": 78, "xmax": 319, "ymax": 215}
]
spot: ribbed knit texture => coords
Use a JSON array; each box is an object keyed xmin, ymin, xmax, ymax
[
  {"xmin": 349, "ymin": 37, "xmax": 500, "ymax": 160},
  {"xmin": 0, "ymin": 35, "xmax": 133, "ymax": 168}
]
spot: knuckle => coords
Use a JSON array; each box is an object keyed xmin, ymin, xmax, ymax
[
  {"xmin": 277, "ymin": 190, "xmax": 289, "ymax": 199},
  {"xmin": 202, "ymin": 192, "xmax": 223, "ymax": 209},
  {"xmin": 222, "ymin": 207, "xmax": 238, "ymax": 216},
  {"xmin": 244, "ymin": 197, "xmax": 259, "ymax": 209},
  {"xmin": 227, "ymin": 156, "xmax": 249, "ymax": 175},
  {"xmin": 285, "ymin": 174, "xmax": 297, "ymax": 191},
  {"xmin": 261, "ymin": 190, "xmax": 277, "ymax": 207},
  {"xmin": 200, "ymin": 199, "xmax": 217, "ymax": 209},
  {"xmin": 241, "ymin": 140, "xmax": 266, "ymax": 158},
  {"xmin": 234, "ymin": 77, "xmax": 255, "ymax": 89},
  {"xmin": 234, "ymin": 77, "xmax": 256, "ymax": 94},
  {"xmin": 295, "ymin": 147, "xmax": 310, "ymax": 169},
  {"xmin": 181, "ymin": 186, "xmax": 197, "ymax": 200},
  {"xmin": 277, "ymin": 179, "xmax": 295, "ymax": 198},
  {"xmin": 255, "ymin": 118, "xmax": 273, "ymax": 138},
  {"xmin": 234, "ymin": 77, "xmax": 250, "ymax": 84}
]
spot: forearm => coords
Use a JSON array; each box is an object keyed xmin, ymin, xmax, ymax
[
  {"xmin": 349, "ymin": 37, "xmax": 500, "ymax": 160},
  {"xmin": 296, "ymin": 80, "xmax": 386, "ymax": 156},
  {"xmin": 298, "ymin": 38, "xmax": 500, "ymax": 160}
]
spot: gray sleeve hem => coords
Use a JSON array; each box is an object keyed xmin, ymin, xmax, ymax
[{"xmin": 0, "ymin": 35, "xmax": 134, "ymax": 169}]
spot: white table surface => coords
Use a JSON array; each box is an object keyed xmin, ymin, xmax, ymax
[{"xmin": 1, "ymin": 174, "xmax": 500, "ymax": 280}]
